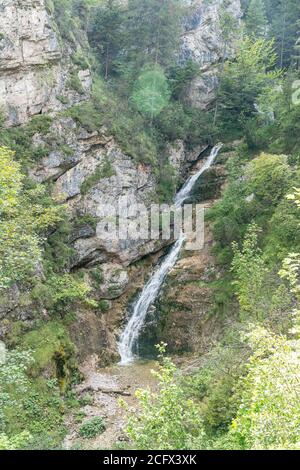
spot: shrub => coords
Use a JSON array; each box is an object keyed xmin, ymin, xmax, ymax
[
  {"xmin": 79, "ymin": 417, "xmax": 106, "ymax": 438},
  {"xmin": 66, "ymin": 72, "xmax": 85, "ymax": 95},
  {"xmin": 122, "ymin": 344, "xmax": 205, "ymax": 450},
  {"xmin": 80, "ymin": 159, "xmax": 115, "ymax": 195}
]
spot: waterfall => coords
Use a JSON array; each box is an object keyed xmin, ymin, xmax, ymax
[
  {"xmin": 118, "ymin": 144, "xmax": 222, "ymax": 365},
  {"xmin": 175, "ymin": 145, "xmax": 222, "ymax": 207}
]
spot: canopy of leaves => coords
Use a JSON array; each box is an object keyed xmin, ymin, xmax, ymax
[{"xmin": 0, "ymin": 147, "xmax": 63, "ymax": 289}]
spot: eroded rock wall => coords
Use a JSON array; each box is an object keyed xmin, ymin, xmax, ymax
[
  {"xmin": 0, "ymin": 0, "xmax": 91, "ymax": 126},
  {"xmin": 181, "ymin": 0, "xmax": 242, "ymax": 109},
  {"xmin": 0, "ymin": 0, "xmax": 241, "ymax": 363}
]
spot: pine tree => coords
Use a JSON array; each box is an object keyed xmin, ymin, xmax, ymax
[
  {"xmin": 245, "ymin": 0, "xmax": 268, "ymax": 39},
  {"xmin": 88, "ymin": 0, "xmax": 124, "ymax": 79},
  {"xmin": 267, "ymin": 0, "xmax": 300, "ymax": 68},
  {"xmin": 124, "ymin": 0, "xmax": 183, "ymax": 72}
]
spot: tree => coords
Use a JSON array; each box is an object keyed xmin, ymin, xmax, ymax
[
  {"xmin": 230, "ymin": 324, "xmax": 300, "ymax": 450},
  {"xmin": 213, "ymin": 4, "xmax": 241, "ymax": 127},
  {"xmin": 131, "ymin": 66, "xmax": 171, "ymax": 119},
  {"xmin": 88, "ymin": 0, "xmax": 124, "ymax": 79},
  {"xmin": 231, "ymin": 224, "xmax": 268, "ymax": 320},
  {"xmin": 217, "ymin": 37, "xmax": 280, "ymax": 137},
  {"xmin": 124, "ymin": 0, "xmax": 183, "ymax": 72},
  {"xmin": 245, "ymin": 0, "xmax": 268, "ymax": 39},
  {"xmin": 293, "ymin": 20, "xmax": 300, "ymax": 69},
  {"xmin": 228, "ymin": 187, "xmax": 300, "ymax": 450},
  {"xmin": 266, "ymin": 0, "xmax": 300, "ymax": 68},
  {"xmin": 122, "ymin": 344, "xmax": 205, "ymax": 450},
  {"xmin": 0, "ymin": 147, "xmax": 63, "ymax": 289},
  {"xmin": 245, "ymin": 152, "xmax": 291, "ymax": 206}
]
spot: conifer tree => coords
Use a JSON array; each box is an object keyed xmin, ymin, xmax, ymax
[
  {"xmin": 245, "ymin": 0, "xmax": 268, "ymax": 39},
  {"xmin": 267, "ymin": 0, "xmax": 300, "ymax": 67},
  {"xmin": 124, "ymin": 0, "xmax": 183, "ymax": 72},
  {"xmin": 89, "ymin": 0, "xmax": 123, "ymax": 79}
]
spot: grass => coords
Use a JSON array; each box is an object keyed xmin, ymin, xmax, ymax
[{"xmin": 80, "ymin": 158, "xmax": 115, "ymax": 194}]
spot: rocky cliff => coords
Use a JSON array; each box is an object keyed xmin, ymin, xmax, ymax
[
  {"xmin": 0, "ymin": 0, "xmax": 91, "ymax": 126},
  {"xmin": 0, "ymin": 0, "xmax": 241, "ymax": 271},
  {"xmin": 182, "ymin": 0, "xmax": 241, "ymax": 109},
  {"xmin": 0, "ymin": 0, "xmax": 241, "ymax": 362}
]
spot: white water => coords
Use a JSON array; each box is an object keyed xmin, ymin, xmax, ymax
[
  {"xmin": 175, "ymin": 144, "xmax": 222, "ymax": 207},
  {"xmin": 118, "ymin": 144, "xmax": 222, "ymax": 365}
]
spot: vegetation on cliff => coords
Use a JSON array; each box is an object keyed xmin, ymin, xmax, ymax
[
  {"xmin": 0, "ymin": 0, "xmax": 300, "ymax": 451},
  {"xmin": 121, "ymin": 0, "xmax": 300, "ymax": 451}
]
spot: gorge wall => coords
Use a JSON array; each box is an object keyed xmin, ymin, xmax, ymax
[{"xmin": 0, "ymin": 0, "xmax": 241, "ymax": 363}]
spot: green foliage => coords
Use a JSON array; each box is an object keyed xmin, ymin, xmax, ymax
[
  {"xmin": 266, "ymin": 0, "xmax": 300, "ymax": 68},
  {"xmin": 98, "ymin": 299, "xmax": 110, "ymax": 312},
  {"xmin": 0, "ymin": 431, "xmax": 31, "ymax": 450},
  {"xmin": 0, "ymin": 147, "xmax": 64, "ymax": 289},
  {"xmin": 217, "ymin": 37, "xmax": 280, "ymax": 138},
  {"xmin": 182, "ymin": 327, "xmax": 249, "ymax": 435},
  {"xmin": 79, "ymin": 417, "xmax": 106, "ymax": 438},
  {"xmin": 65, "ymin": 81, "xmax": 158, "ymax": 165},
  {"xmin": 243, "ymin": 67, "xmax": 300, "ymax": 155},
  {"xmin": 80, "ymin": 158, "xmax": 115, "ymax": 194},
  {"xmin": 231, "ymin": 225, "xmax": 268, "ymax": 320},
  {"xmin": 31, "ymin": 273, "xmax": 94, "ymax": 313},
  {"xmin": 65, "ymin": 102, "xmax": 103, "ymax": 132},
  {"xmin": 66, "ymin": 72, "xmax": 85, "ymax": 94},
  {"xmin": 169, "ymin": 60, "xmax": 200, "ymax": 100},
  {"xmin": 230, "ymin": 324, "xmax": 300, "ymax": 450},
  {"xmin": 246, "ymin": 153, "xmax": 291, "ymax": 206},
  {"xmin": 245, "ymin": 0, "xmax": 268, "ymax": 38},
  {"xmin": 123, "ymin": 344, "xmax": 205, "ymax": 450},
  {"xmin": 0, "ymin": 349, "xmax": 67, "ymax": 449},
  {"xmin": 72, "ymin": 49, "xmax": 90, "ymax": 70},
  {"xmin": 209, "ymin": 150, "xmax": 298, "ymax": 266},
  {"xmin": 156, "ymin": 162, "xmax": 177, "ymax": 203},
  {"xmin": 86, "ymin": 0, "xmax": 208, "ymax": 179},
  {"xmin": 264, "ymin": 196, "xmax": 300, "ymax": 261},
  {"xmin": 154, "ymin": 102, "xmax": 190, "ymax": 141},
  {"xmin": 0, "ymin": 115, "xmax": 53, "ymax": 166},
  {"xmin": 123, "ymin": 0, "xmax": 183, "ymax": 72},
  {"xmin": 88, "ymin": 0, "xmax": 123, "ymax": 79},
  {"xmin": 18, "ymin": 321, "xmax": 76, "ymax": 381}
]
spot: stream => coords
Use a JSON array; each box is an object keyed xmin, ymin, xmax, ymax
[{"xmin": 118, "ymin": 144, "xmax": 222, "ymax": 365}]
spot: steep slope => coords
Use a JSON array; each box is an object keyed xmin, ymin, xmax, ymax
[{"xmin": 0, "ymin": 0, "xmax": 241, "ymax": 363}]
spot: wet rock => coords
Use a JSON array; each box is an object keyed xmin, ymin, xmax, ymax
[{"xmin": 98, "ymin": 263, "xmax": 130, "ymax": 300}]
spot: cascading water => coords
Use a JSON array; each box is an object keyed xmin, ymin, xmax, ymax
[
  {"xmin": 118, "ymin": 144, "xmax": 222, "ymax": 365},
  {"xmin": 175, "ymin": 145, "xmax": 222, "ymax": 207}
]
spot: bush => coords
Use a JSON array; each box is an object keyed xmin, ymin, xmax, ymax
[
  {"xmin": 123, "ymin": 345, "xmax": 205, "ymax": 450},
  {"xmin": 0, "ymin": 349, "xmax": 67, "ymax": 449},
  {"xmin": 80, "ymin": 159, "xmax": 115, "ymax": 194},
  {"xmin": 79, "ymin": 417, "xmax": 106, "ymax": 438},
  {"xmin": 66, "ymin": 72, "xmax": 85, "ymax": 95}
]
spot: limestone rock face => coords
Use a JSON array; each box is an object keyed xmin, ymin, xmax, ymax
[
  {"xmin": 180, "ymin": 0, "xmax": 242, "ymax": 109},
  {"xmin": 95, "ymin": 263, "xmax": 129, "ymax": 300},
  {"xmin": 0, "ymin": 0, "xmax": 91, "ymax": 126},
  {"xmin": 0, "ymin": 0, "xmax": 241, "ymax": 365},
  {"xmin": 0, "ymin": 0, "xmax": 242, "ymax": 271}
]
